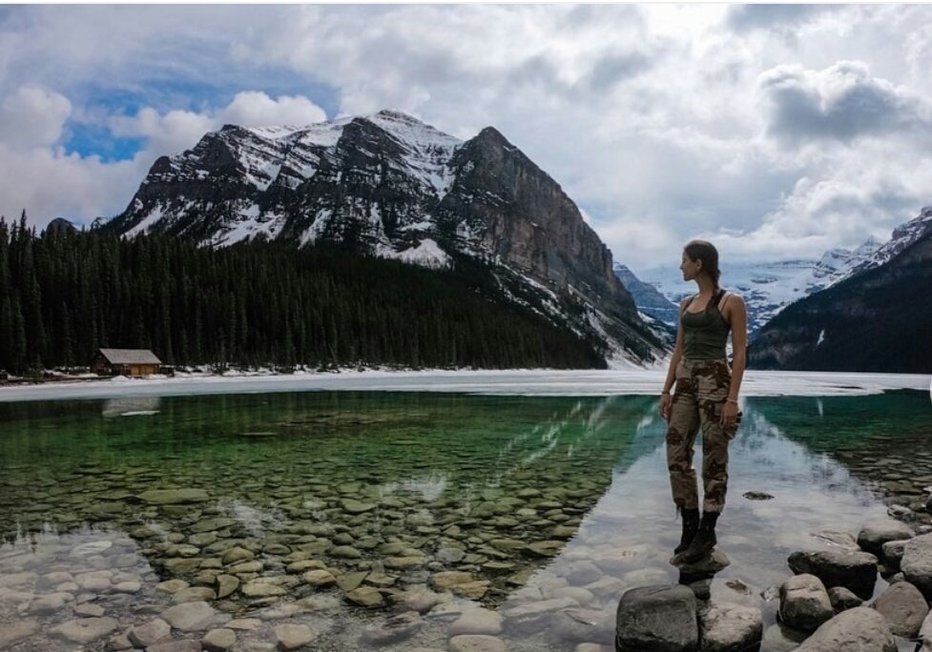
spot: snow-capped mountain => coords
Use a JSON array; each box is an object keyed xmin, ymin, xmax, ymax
[
  {"xmin": 106, "ymin": 110, "xmax": 670, "ymax": 367},
  {"xmin": 632, "ymin": 238, "xmax": 883, "ymax": 336},
  {"xmin": 749, "ymin": 207, "xmax": 932, "ymax": 373},
  {"xmin": 844, "ymin": 206, "xmax": 932, "ymax": 276},
  {"xmin": 612, "ymin": 263, "xmax": 678, "ymax": 325}
]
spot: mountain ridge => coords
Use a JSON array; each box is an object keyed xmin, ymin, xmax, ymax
[
  {"xmin": 106, "ymin": 110, "xmax": 670, "ymax": 368},
  {"xmin": 748, "ymin": 211, "xmax": 932, "ymax": 372}
]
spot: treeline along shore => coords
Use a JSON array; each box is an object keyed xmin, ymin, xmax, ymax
[{"xmin": 0, "ymin": 215, "xmax": 606, "ymax": 375}]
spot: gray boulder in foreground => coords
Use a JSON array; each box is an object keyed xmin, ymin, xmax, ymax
[
  {"xmin": 871, "ymin": 580, "xmax": 929, "ymax": 638},
  {"xmin": 857, "ymin": 520, "xmax": 914, "ymax": 556},
  {"xmin": 698, "ymin": 602, "xmax": 762, "ymax": 651},
  {"xmin": 795, "ymin": 607, "xmax": 896, "ymax": 652},
  {"xmin": 902, "ymin": 533, "xmax": 932, "ymax": 598},
  {"xmin": 615, "ymin": 584, "xmax": 698, "ymax": 652},
  {"xmin": 787, "ymin": 549, "xmax": 878, "ymax": 599},
  {"xmin": 778, "ymin": 574, "xmax": 833, "ymax": 632},
  {"xmin": 920, "ymin": 609, "xmax": 932, "ymax": 652}
]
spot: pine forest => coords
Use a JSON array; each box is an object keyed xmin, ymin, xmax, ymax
[{"xmin": 0, "ymin": 215, "xmax": 606, "ymax": 374}]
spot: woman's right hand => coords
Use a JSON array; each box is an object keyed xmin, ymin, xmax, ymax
[{"xmin": 659, "ymin": 393, "xmax": 672, "ymax": 422}]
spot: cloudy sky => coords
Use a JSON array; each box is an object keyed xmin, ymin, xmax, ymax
[{"xmin": 2, "ymin": 4, "xmax": 932, "ymax": 272}]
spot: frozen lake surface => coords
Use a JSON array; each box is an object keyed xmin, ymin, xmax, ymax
[{"xmin": 1, "ymin": 368, "xmax": 929, "ymax": 402}]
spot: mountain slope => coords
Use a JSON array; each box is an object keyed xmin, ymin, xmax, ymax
[
  {"xmin": 613, "ymin": 263, "xmax": 678, "ymax": 325},
  {"xmin": 106, "ymin": 110, "xmax": 670, "ymax": 367},
  {"xmin": 634, "ymin": 238, "xmax": 883, "ymax": 335},
  {"xmin": 748, "ymin": 210, "xmax": 932, "ymax": 372}
]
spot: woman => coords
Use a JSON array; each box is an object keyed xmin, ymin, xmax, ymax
[{"xmin": 659, "ymin": 240, "xmax": 747, "ymax": 565}]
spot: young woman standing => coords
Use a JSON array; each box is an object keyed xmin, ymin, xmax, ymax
[{"xmin": 659, "ymin": 240, "xmax": 747, "ymax": 565}]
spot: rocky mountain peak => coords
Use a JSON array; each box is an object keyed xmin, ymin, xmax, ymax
[{"xmin": 104, "ymin": 110, "xmax": 670, "ymax": 366}]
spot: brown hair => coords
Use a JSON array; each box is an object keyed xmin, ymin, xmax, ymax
[{"xmin": 684, "ymin": 240, "xmax": 721, "ymax": 289}]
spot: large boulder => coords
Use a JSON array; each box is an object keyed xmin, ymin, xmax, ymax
[
  {"xmin": 920, "ymin": 609, "xmax": 932, "ymax": 652},
  {"xmin": 787, "ymin": 549, "xmax": 877, "ymax": 599},
  {"xmin": 778, "ymin": 574, "xmax": 833, "ymax": 632},
  {"xmin": 902, "ymin": 533, "xmax": 932, "ymax": 598},
  {"xmin": 698, "ymin": 602, "xmax": 762, "ymax": 651},
  {"xmin": 795, "ymin": 607, "xmax": 896, "ymax": 651},
  {"xmin": 871, "ymin": 581, "xmax": 929, "ymax": 638},
  {"xmin": 858, "ymin": 520, "xmax": 914, "ymax": 556},
  {"xmin": 615, "ymin": 585, "xmax": 698, "ymax": 652}
]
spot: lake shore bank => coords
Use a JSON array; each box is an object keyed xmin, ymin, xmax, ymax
[{"xmin": 0, "ymin": 367, "xmax": 928, "ymax": 403}]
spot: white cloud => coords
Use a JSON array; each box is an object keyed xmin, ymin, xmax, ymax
[
  {"xmin": 758, "ymin": 60, "xmax": 932, "ymax": 144},
  {"xmin": 220, "ymin": 91, "xmax": 327, "ymax": 127},
  {"xmin": 0, "ymin": 89, "xmax": 327, "ymax": 227},
  {"xmin": 0, "ymin": 145, "xmax": 138, "ymax": 223},
  {"xmin": 0, "ymin": 85, "xmax": 72, "ymax": 150},
  {"xmin": 2, "ymin": 4, "xmax": 932, "ymax": 269}
]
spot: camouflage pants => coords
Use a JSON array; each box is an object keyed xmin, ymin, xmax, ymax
[{"xmin": 666, "ymin": 358, "xmax": 740, "ymax": 513}]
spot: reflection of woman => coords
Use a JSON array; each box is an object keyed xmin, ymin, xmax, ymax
[{"xmin": 659, "ymin": 240, "xmax": 747, "ymax": 565}]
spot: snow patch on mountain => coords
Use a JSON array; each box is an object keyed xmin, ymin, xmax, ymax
[
  {"xmin": 299, "ymin": 209, "xmax": 332, "ymax": 247},
  {"xmin": 366, "ymin": 110, "xmax": 462, "ymax": 198},
  {"xmin": 123, "ymin": 201, "xmax": 164, "ymax": 239},
  {"xmin": 838, "ymin": 207, "xmax": 932, "ymax": 281},
  {"xmin": 376, "ymin": 238, "xmax": 450, "ymax": 269},
  {"xmin": 634, "ymin": 236, "xmax": 884, "ymax": 335}
]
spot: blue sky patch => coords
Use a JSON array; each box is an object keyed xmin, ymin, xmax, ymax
[{"xmin": 64, "ymin": 122, "xmax": 145, "ymax": 162}]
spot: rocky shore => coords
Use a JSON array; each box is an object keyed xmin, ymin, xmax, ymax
[{"xmin": 616, "ymin": 512, "xmax": 932, "ymax": 651}]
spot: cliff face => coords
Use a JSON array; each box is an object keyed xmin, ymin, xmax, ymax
[
  {"xmin": 107, "ymin": 110, "xmax": 670, "ymax": 366},
  {"xmin": 748, "ymin": 210, "xmax": 932, "ymax": 372}
]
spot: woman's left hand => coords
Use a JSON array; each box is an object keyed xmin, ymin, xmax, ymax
[{"xmin": 721, "ymin": 401, "xmax": 740, "ymax": 427}]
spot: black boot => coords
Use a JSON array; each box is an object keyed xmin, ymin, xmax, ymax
[
  {"xmin": 672, "ymin": 511, "xmax": 718, "ymax": 565},
  {"xmin": 674, "ymin": 507, "xmax": 700, "ymax": 555}
]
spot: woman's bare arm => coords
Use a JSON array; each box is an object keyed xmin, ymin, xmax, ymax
[{"xmin": 725, "ymin": 295, "xmax": 748, "ymax": 401}]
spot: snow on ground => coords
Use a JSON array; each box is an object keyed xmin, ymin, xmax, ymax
[{"xmin": 0, "ymin": 369, "xmax": 928, "ymax": 403}]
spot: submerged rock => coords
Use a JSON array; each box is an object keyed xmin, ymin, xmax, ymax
[
  {"xmin": 138, "ymin": 488, "xmax": 210, "ymax": 505},
  {"xmin": 202, "ymin": 627, "xmax": 237, "ymax": 651},
  {"xmin": 448, "ymin": 635, "xmax": 506, "ymax": 652},
  {"xmin": 128, "ymin": 618, "xmax": 171, "ymax": 647},
  {"xmin": 273, "ymin": 623, "xmax": 316, "ymax": 650},
  {"xmin": 359, "ymin": 611, "xmax": 423, "ymax": 646},
  {"xmin": 50, "ymin": 617, "xmax": 120, "ymax": 644},
  {"xmin": 345, "ymin": 586, "xmax": 384, "ymax": 607},
  {"xmin": 162, "ymin": 601, "xmax": 223, "ymax": 632},
  {"xmin": 450, "ymin": 608, "xmax": 503, "ymax": 636},
  {"xmin": 0, "ymin": 620, "xmax": 39, "ymax": 648}
]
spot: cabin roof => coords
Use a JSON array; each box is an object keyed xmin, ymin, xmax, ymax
[{"xmin": 98, "ymin": 348, "xmax": 162, "ymax": 365}]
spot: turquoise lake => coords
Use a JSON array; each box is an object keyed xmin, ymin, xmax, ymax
[{"xmin": 0, "ymin": 389, "xmax": 930, "ymax": 650}]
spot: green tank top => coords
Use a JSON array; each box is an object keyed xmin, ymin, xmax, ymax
[{"xmin": 681, "ymin": 289, "xmax": 731, "ymax": 360}]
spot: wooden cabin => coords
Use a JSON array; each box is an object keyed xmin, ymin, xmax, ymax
[{"xmin": 92, "ymin": 348, "xmax": 162, "ymax": 377}]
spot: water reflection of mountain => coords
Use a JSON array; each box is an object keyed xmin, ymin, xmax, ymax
[
  {"xmin": 495, "ymin": 400, "xmax": 896, "ymax": 647},
  {"xmin": 741, "ymin": 391, "xmax": 932, "ymax": 510}
]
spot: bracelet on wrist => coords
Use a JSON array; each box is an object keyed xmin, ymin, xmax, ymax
[
  {"xmin": 725, "ymin": 398, "xmax": 738, "ymax": 404},
  {"xmin": 661, "ymin": 390, "xmax": 671, "ymax": 395}
]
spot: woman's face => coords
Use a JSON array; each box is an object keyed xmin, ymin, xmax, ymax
[{"xmin": 680, "ymin": 251, "xmax": 701, "ymax": 281}]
